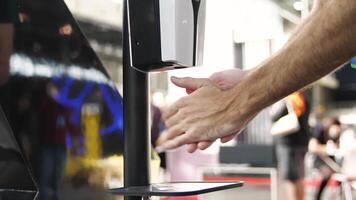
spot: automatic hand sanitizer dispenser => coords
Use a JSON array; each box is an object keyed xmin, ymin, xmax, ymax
[
  {"xmin": 127, "ymin": 0, "xmax": 206, "ymax": 72},
  {"xmin": 112, "ymin": 1, "xmax": 243, "ymax": 199}
]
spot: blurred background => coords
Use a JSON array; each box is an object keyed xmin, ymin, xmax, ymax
[{"xmin": 1, "ymin": 0, "xmax": 356, "ymax": 199}]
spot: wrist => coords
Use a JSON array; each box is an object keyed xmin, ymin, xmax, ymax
[
  {"xmin": 226, "ymin": 68, "xmax": 269, "ymax": 124},
  {"xmin": 220, "ymin": 85, "xmax": 255, "ymax": 133}
]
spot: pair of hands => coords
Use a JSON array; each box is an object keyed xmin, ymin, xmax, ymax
[{"xmin": 156, "ymin": 69, "xmax": 250, "ymax": 153}]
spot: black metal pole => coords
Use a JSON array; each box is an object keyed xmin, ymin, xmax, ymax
[{"xmin": 123, "ymin": 0, "xmax": 151, "ymax": 199}]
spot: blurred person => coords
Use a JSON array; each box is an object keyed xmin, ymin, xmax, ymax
[
  {"xmin": 271, "ymin": 92, "xmax": 310, "ymax": 200},
  {"xmin": 0, "ymin": 0, "xmax": 18, "ymax": 86},
  {"xmin": 338, "ymin": 126, "xmax": 356, "ymax": 192},
  {"xmin": 38, "ymin": 81, "xmax": 80, "ymax": 200},
  {"xmin": 339, "ymin": 125, "xmax": 356, "ymax": 154},
  {"xmin": 151, "ymin": 103, "xmax": 166, "ymax": 169},
  {"xmin": 151, "ymin": 104, "xmax": 163, "ymax": 147},
  {"xmin": 81, "ymin": 88, "xmax": 104, "ymax": 159},
  {"xmin": 308, "ymin": 118, "xmax": 342, "ymax": 200},
  {"xmin": 156, "ymin": 0, "xmax": 356, "ymax": 153},
  {"xmin": 14, "ymin": 92, "xmax": 37, "ymax": 159}
]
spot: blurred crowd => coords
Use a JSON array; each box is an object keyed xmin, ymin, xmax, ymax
[
  {"xmin": 306, "ymin": 116, "xmax": 356, "ymax": 199},
  {"xmin": 271, "ymin": 91, "xmax": 356, "ymax": 200}
]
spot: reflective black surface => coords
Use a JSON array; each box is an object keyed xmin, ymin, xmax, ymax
[
  {"xmin": 0, "ymin": 0, "xmax": 124, "ymax": 199},
  {"xmin": 0, "ymin": 107, "xmax": 38, "ymax": 199},
  {"xmin": 0, "ymin": 191, "xmax": 37, "ymax": 200},
  {"xmin": 122, "ymin": 2, "xmax": 151, "ymax": 200}
]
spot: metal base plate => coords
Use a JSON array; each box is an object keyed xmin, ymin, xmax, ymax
[{"xmin": 109, "ymin": 181, "xmax": 244, "ymax": 197}]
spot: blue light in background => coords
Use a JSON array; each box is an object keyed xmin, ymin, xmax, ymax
[
  {"xmin": 52, "ymin": 76, "xmax": 123, "ymax": 136},
  {"xmin": 99, "ymin": 84, "xmax": 124, "ymax": 135},
  {"xmin": 351, "ymin": 57, "xmax": 356, "ymax": 69}
]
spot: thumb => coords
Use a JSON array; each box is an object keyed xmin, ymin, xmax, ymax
[{"xmin": 171, "ymin": 76, "xmax": 211, "ymax": 93}]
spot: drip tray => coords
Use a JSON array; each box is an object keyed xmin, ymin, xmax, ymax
[{"xmin": 109, "ymin": 181, "xmax": 243, "ymax": 197}]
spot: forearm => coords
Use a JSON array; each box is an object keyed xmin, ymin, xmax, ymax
[
  {"xmin": 231, "ymin": 0, "xmax": 356, "ymax": 118},
  {"xmin": 288, "ymin": 0, "xmax": 331, "ymax": 43}
]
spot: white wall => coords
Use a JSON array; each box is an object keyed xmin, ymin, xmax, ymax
[{"xmin": 64, "ymin": 0, "xmax": 123, "ymax": 29}]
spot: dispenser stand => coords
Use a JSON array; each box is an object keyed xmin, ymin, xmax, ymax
[{"xmin": 111, "ymin": 1, "xmax": 244, "ymax": 199}]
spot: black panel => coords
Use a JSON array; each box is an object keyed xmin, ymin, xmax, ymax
[
  {"xmin": 220, "ymin": 145, "xmax": 276, "ymax": 168},
  {"xmin": 334, "ymin": 62, "xmax": 356, "ymax": 101},
  {"xmin": 127, "ymin": 0, "xmax": 164, "ymax": 71},
  {"xmin": 123, "ymin": 2, "xmax": 150, "ymax": 200},
  {"xmin": 127, "ymin": 0, "xmax": 204, "ymax": 72},
  {"xmin": 0, "ymin": 0, "xmax": 124, "ymax": 199},
  {"xmin": 0, "ymin": 191, "xmax": 37, "ymax": 200},
  {"xmin": 0, "ymin": 107, "xmax": 37, "ymax": 197}
]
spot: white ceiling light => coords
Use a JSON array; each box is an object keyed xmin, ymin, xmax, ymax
[{"xmin": 293, "ymin": 1, "xmax": 303, "ymax": 11}]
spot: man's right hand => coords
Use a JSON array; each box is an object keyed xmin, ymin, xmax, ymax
[{"xmin": 164, "ymin": 68, "xmax": 250, "ymax": 153}]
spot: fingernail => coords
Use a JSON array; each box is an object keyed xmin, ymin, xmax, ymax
[
  {"xmin": 171, "ymin": 76, "xmax": 182, "ymax": 81},
  {"xmin": 155, "ymin": 146, "xmax": 165, "ymax": 153},
  {"xmin": 187, "ymin": 148, "xmax": 196, "ymax": 154}
]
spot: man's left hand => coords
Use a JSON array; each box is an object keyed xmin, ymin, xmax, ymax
[{"xmin": 156, "ymin": 84, "xmax": 245, "ymax": 153}]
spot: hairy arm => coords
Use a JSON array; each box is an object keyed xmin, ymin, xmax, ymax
[
  {"xmin": 229, "ymin": 0, "xmax": 356, "ymax": 121},
  {"xmin": 157, "ymin": 0, "xmax": 356, "ymax": 152},
  {"xmin": 288, "ymin": 0, "xmax": 331, "ymax": 42}
]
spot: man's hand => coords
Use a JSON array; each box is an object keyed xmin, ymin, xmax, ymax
[
  {"xmin": 209, "ymin": 69, "xmax": 250, "ymax": 90},
  {"xmin": 157, "ymin": 85, "xmax": 241, "ymax": 152},
  {"xmin": 156, "ymin": 0, "xmax": 356, "ymax": 153},
  {"xmin": 157, "ymin": 69, "xmax": 250, "ymax": 153}
]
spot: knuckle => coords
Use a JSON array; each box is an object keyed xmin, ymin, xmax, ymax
[
  {"xmin": 186, "ymin": 129, "xmax": 200, "ymax": 141},
  {"xmin": 179, "ymin": 109, "xmax": 189, "ymax": 119},
  {"xmin": 178, "ymin": 97, "xmax": 188, "ymax": 106}
]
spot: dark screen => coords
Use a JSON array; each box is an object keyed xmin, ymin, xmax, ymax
[
  {"xmin": 0, "ymin": 0, "xmax": 124, "ymax": 199},
  {"xmin": 334, "ymin": 58, "xmax": 356, "ymax": 101}
]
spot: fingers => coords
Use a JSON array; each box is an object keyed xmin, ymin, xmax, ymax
[
  {"xmin": 209, "ymin": 69, "xmax": 248, "ymax": 90},
  {"xmin": 220, "ymin": 128, "xmax": 245, "ymax": 143},
  {"xmin": 186, "ymin": 141, "xmax": 214, "ymax": 153},
  {"xmin": 162, "ymin": 98, "xmax": 186, "ymax": 121},
  {"xmin": 198, "ymin": 141, "xmax": 214, "ymax": 150},
  {"xmin": 187, "ymin": 134, "xmax": 237, "ymax": 154},
  {"xmin": 186, "ymin": 88, "xmax": 194, "ymax": 94},
  {"xmin": 220, "ymin": 134, "xmax": 236, "ymax": 143},
  {"xmin": 156, "ymin": 134, "xmax": 191, "ymax": 153},
  {"xmin": 185, "ymin": 135, "xmax": 235, "ymax": 154},
  {"xmin": 186, "ymin": 143, "xmax": 198, "ymax": 153},
  {"xmin": 171, "ymin": 76, "xmax": 211, "ymax": 94},
  {"xmin": 164, "ymin": 76, "xmax": 211, "ymax": 120},
  {"xmin": 157, "ymin": 124, "xmax": 186, "ymax": 146},
  {"xmin": 165, "ymin": 109, "xmax": 183, "ymax": 128},
  {"xmin": 209, "ymin": 72, "xmax": 223, "ymax": 83}
]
